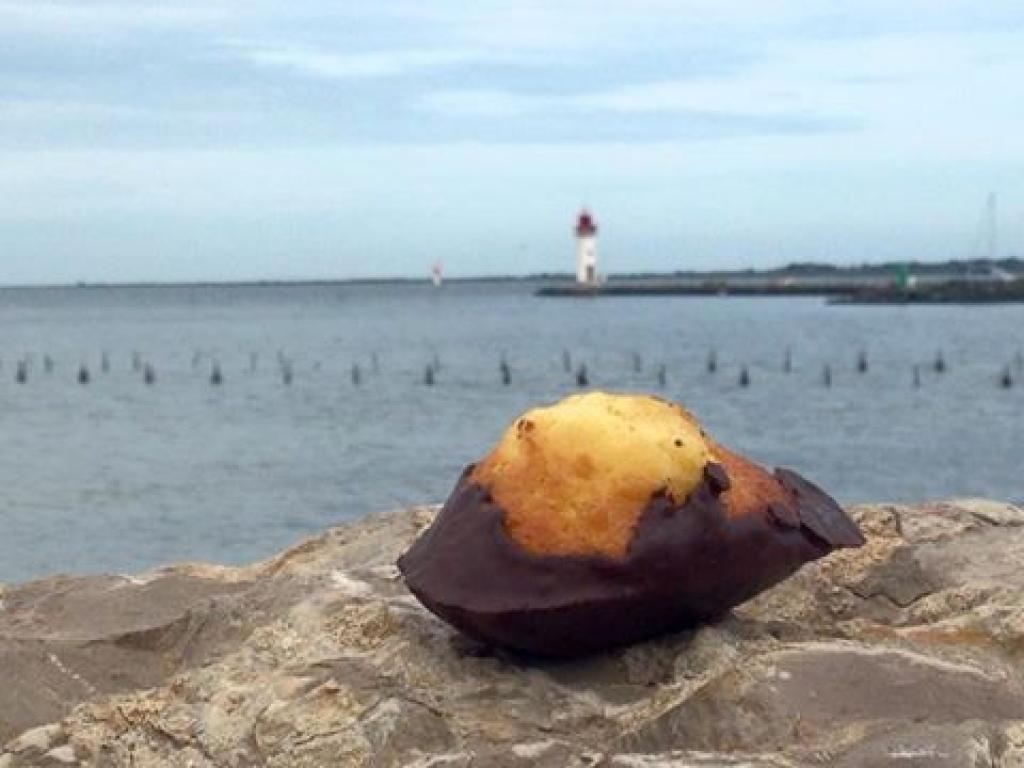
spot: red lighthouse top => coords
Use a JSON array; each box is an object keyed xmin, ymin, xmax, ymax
[{"xmin": 575, "ymin": 209, "xmax": 597, "ymax": 237}]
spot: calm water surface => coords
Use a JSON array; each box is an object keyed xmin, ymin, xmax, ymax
[{"xmin": 1, "ymin": 281, "xmax": 1021, "ymax": 582}]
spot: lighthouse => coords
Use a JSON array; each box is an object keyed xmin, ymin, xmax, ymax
[{"xmin": 575, "ymin": 209, "xmax": 598, "ymax": 285}]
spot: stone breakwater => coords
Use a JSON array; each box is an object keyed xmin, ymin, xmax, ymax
[{"xmin": 2, "ymin": 500, "xmax": 1024, "ymax": 767}]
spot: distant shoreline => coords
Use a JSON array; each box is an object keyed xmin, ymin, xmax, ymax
[{"xmin": 2, "ymin": 256, "xmax": 1022, "ymax": 291}]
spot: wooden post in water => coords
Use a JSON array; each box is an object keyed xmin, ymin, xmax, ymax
[
  {"xmin": 1000, "ymin": 366, "xmax": 1014, "ymax": 389},
  {"xmin": 575, "ymin": 364, "xmax": 588, "ymax": 388},
  {"xmin": 857, "ymin": 350, "xmax": 868, "ymax": 373}
]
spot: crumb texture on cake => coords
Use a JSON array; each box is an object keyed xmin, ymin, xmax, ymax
[{"xmin": 471, "ymin": 391, "xmax": 711, "ymax": 558}]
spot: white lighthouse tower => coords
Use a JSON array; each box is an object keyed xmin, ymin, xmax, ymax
[{"xmin": 574, "ymin": 208, "xmax": 598, "ymax": 285}]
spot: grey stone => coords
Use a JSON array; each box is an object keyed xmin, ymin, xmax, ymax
[
  {"xmin": 41, "ymin": 745, "xmax": 75, "ymax": 764},
  {"xmin": 2, "ymin": 501, "xmax": 1024, "ymax": 766},
  {"xmin": 3, "ymin": 724, "xmax": 62, "ymax": 756}
]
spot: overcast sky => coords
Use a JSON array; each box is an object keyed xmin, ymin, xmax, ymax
[{"xmin": 1, "ymin": 1, "xmax": 1023, "ymax": 283}]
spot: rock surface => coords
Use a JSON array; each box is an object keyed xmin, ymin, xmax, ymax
[{"xmin": 3, "ymin": 499, "xmax": 1024, "ymax": 766}]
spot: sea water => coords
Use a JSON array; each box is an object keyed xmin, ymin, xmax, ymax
[{"xmin": 0, "ymin": 281, "xmax": 1021, "ymax": 582}]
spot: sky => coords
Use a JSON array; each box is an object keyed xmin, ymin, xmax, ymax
[{"xmin": 1, "ymin": 1, "xmax": 1023, "ymax": 283}]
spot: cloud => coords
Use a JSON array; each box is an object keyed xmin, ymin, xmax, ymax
[
  {"xmin": 0, "ymin": 96, "xmax": 264, "ymax": 150},
  {"xmin": 415, "ymin": 87, "xmax": 858, "ymax": 143},
  {"xmin": 0, "ymin": 98, "xmax": 142, "ymax": 122},
  {"xmin": 418, "ymin": 89, "xmax": 540, "ymax": 118},
  {"xmin": 417, "ymin": 82, "xmax": 857, "ymax": 135},
  {"xmin": 227, "ymin": 42, "xmax": 486, "ymax": 80},
  {"xmin": 0, "ymin": 1, "xmax": 224, "ymax": 34},
  {"xmin": 417, "ymin": 27, "xmax": 1024, "ymax": 143}
]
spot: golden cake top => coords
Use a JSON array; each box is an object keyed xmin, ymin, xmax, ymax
[{"xmin": 471, "ymin": 391, "xmax": 711, "ymax": 559}]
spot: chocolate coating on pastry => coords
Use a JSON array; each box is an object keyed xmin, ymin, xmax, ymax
[
  {"xmin": 703, "ymin": 461, "xmax": 732, "ymax": 495},
  {"xmin": 399, "ymin": 460, "xmax": 864, "ymax": 657}
]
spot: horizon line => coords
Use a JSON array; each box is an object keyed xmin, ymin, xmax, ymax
[{"xmin": 1, "ymin": 256, "xmax": 1021, "ymax": 291}]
